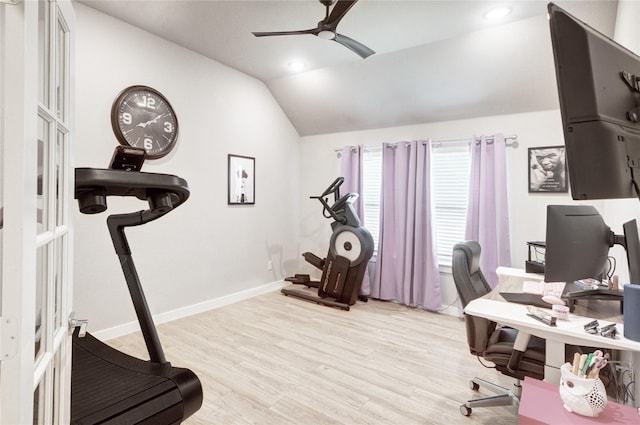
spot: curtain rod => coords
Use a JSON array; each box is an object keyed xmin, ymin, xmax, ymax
[
  {"xmin": 435, "ymin": 134, "xmax": 518, "ymax": 147},
  {"xmin": 334, "ymin": 134, "xmax": 518, "ymax": 152}
]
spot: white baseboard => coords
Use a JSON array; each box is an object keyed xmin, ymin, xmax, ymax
[
  {"xmin": 95, "ymin": 280, "xmax": 288, "ymax": 341},
  {"xmin": 439, "ymin": 304, "xmax": 462, "ymax": 317}
]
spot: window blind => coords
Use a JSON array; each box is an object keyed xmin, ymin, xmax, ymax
[
  {"xmin": 431, "ymin": 142, "xmax": 471, "ymax": 265},
  {"xmin": 362, "ymin": 147, "xmax": 382, "ymax": 254}
]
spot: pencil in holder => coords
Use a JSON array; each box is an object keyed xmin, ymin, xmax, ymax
[{"xmin": 559, "ymin": 363, "xmax": 607, "ymax": 417}]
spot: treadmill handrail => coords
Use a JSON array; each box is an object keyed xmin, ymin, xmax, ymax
[
  {"xmin": 74, "ymin": 167, "xmax": 191, "ymax": 365},
  {"xmin": 75, "ymin": 168, "xmax": 189, "ymax": 210}
]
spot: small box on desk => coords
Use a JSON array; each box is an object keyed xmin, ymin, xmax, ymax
[
  {"xmin": 525, "ymin": 260, "xmax": 545, "ymax": 274},
  {"xmin": 526, "ymin": 241, "xmax": 545, "ymax": 274},
  {"xmin": 519, "ymin": 377, "xmax": 638, "ymax": 424}
]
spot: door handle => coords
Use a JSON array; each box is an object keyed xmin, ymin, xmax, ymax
[{"xmin": 68, "ymin": 312, "xmax": 88, "ymax": 338}]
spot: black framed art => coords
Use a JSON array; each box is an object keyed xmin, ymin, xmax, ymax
[
  {"xmin": 528, "ymin": 145, "xmax": 567, "ymax": 193},
  {"xmin": 228, "ymin": 154, "xmax": 255, "ymax": 205}
]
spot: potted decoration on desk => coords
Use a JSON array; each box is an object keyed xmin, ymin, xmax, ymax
[{"xmin": 559, "ymin": 351, "xmax": 609, "ymax": 417}]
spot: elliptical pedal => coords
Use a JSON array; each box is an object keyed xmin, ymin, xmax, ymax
[{"xmin": 284, "ymin": 273, "xmax": 311, "ymax": 285}]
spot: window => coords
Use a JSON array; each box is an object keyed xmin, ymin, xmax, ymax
[
  {"xmin": 361, "ymin": 147, "xmax": 382, "ymax": 254},
  {"xmin": 361, "ymin": 141, "xmax": 471, "ymax": 265},
  {"xmin": 431, "ymin": 142, "xmax": 471, "ymax": 266}
]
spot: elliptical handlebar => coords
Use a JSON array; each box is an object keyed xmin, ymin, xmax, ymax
[
  {"xmin": 310, "ymin": 177, "xmax": 348, "ymax": 225},
  {"xmin": 317, "ymin": 177, "xmax": 344, "ymax": 201}
]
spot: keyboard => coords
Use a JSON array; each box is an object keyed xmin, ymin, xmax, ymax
[
  {"xmin": 499, "ymin": 292, "xmax": 554, "ymax": 309},
  {"xmin": 521, "ymin": 280, "xmax": 566, "ymax": 297}
]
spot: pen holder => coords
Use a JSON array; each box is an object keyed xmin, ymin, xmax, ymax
[{"xmin": 559, "ymin": 363, "xmax": 607, "ymax": 417}]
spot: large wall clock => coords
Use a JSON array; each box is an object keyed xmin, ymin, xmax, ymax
[{"xmin": 111, "ymin": 85, "xmax": 179, "ymax": 159}]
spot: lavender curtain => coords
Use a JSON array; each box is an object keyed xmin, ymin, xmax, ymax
[
  {"xmin": 339, "ymin": 145, "xmax": 371, "ymax": 295},
  {"xmin": 340, "ymin": 146, "xmax": 365, "ymax": 217},
  {"xmin": 371, "ymin": 141, "xmax": 442, "ymax": 309},
  {"xmin": 465, "ymin": 134, "xmax": 511, "ymax": 288}
]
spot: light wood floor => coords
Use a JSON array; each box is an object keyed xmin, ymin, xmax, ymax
[{"xmin": 108, "ymin": 288, "xmax": 520, "ymax": 424}]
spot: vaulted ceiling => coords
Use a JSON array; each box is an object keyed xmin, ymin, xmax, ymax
[{"xmin": 78, "ymin": 0, "xmax": 619, "ymax": 136}]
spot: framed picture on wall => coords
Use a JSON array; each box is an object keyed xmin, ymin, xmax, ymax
[
  {"xmin": 528, "ymin": 145, "xmax": 568, "ymax": 193},
  {"xmin": 228, "ymin": 154, "xmax": 255, "ymax": 205}
]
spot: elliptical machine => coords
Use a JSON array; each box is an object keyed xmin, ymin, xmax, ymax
[{"xmin": 282, "ymin": 177, "xmax": 374, "ymax": 311}]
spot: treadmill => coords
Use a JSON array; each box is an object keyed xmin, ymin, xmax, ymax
[{"xmin": 72, "ymin": 168, "xmax": 203, "ymax": 424}]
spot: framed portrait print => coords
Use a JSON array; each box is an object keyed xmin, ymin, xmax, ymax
[
  {"xmin": 528, "ymin": 145, "xmax": 568, "ymax": 193},
  {"xmin": 228, "ymin": 154, "xmax": 255, "ymax": 205}
]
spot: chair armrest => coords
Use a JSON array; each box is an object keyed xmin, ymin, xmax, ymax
[{"xmin": 507, "ymin": 331, "xmax": 531, "ymax": 373}]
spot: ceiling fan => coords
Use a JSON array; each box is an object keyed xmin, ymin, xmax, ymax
[{"xmin": 252, "ymin": 0, "xmax": 375, "ymax": 59}]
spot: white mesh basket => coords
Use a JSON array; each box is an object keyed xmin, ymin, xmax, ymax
[{"xmin": 559, "ymin": 362, "xmax": 607, "ymax": 417}]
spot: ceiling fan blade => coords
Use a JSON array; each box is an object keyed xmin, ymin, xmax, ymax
[
  {"xmin": 333, "ymin": 33, "xmax": 375, "ymax": 58},
  {"xmin": 325, "ymin": 0, "xmax": 358, "ymax": 29},
  {"xmin": 252, "ymin": 29, "xmax": 316, "ymax": 37}
]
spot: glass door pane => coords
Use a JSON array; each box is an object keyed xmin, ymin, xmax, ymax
[
  {"xmin": 33, "ymin": 380, "xmax": 43, "ymax": 425},
  {"xmin": 37, "ymin": 117, "xmax": 49, "ymax": 234},
  {"xmin": 34, "ymin": 244, "xmax": 48, "ymax": 361},
  {"xmin": 32, "ymin": 367, "xmax": 52, "ymax": 425},
  {"xmin": 53, "ymin": 236, "xmax": 65, "ymax": 330},
  {"xmin": 37, "ymin": 0, "xmax": 50, "ymax": 108},
  {"xmin": 55, "ymin": 129, "xmax": 65, "ymax": 228},
  {"xmin": 55, "ymin": 17, "xmax": 66, "ymax": 121}
]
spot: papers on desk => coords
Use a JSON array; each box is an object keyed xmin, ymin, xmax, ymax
[{"xmin": 523, "ymin": 280, "xmax": 566, "ymax": 297}]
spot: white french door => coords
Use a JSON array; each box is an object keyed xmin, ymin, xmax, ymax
[{"xmin": 0, "ymin": 0, "xmax": 74, "ymax": 423}]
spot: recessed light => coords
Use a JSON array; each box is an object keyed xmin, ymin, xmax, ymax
[
  {"xmin": 484, "ymin": 6, "xmax": 512, "ymax": 20},
  {"xmin": 288, "ymin": 60, "xmax": 306, "ymax": 72}
]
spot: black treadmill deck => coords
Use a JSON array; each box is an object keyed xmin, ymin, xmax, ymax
[{"xmin": 72, "ymin": 331, "xmax": 202, "ymax": 425}]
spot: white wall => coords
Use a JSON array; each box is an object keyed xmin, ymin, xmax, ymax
[
  {"xmin": 73, "ymin": 4, "xmax": 300, "ymax": 334},
  {"xmin": 614, "ymin": 0, "xmax": 640, "ymax": 53},
  {"xmin": 298, "ymin": 109, "xmax": 616, "ymax": 309}
]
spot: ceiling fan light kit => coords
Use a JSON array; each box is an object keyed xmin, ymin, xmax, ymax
[
  {"xmin": 317, "ymin": 30, "xmax": 336, "ymax": 40},
  {"xmin": 252, "ymin": 0, "xmax": 375, "ymax": 59}
]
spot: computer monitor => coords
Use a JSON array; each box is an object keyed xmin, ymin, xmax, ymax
[
  {"xmin": 624, "ymin": 219, "xmax": 640, "ymax": 284},
  {"xmin": 544, "ymin": 205, "xmax": 613, "ymax": 282},
  {"xmin": 545, "ymin": 205, "xmax": 640, "ymax": 286},
  {"xmin": 548, "ymin": 3, "xmax": 640, "ymax": 200}
]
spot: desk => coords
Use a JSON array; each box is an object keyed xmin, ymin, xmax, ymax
[
  {"xmin": 464, "ymin": 298, "xmax": 640, "ymax": 383},
  {"xmin": 464, "ymin": 267, "xmax": 640, "ymax": 386}
]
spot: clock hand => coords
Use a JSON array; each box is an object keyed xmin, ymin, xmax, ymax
[
  {"xmin": 136, "ymin": 113, "xmax": 168, "ymax": 128},
  {"xmin": 136, "ymin": 113, "xmax": 167, "ymax": 129},
  {"xmin": 148, "ymin": 112, "xmax": 167, "ymax": 124}
]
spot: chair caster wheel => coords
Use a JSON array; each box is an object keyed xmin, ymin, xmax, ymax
[
  {"xmin": 469, "ymin": 380, "xmax": 479, "ymax": 391},
  {"xmin": 460, "ymin": 404, "xmax": 472, "ymax": 416}
]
